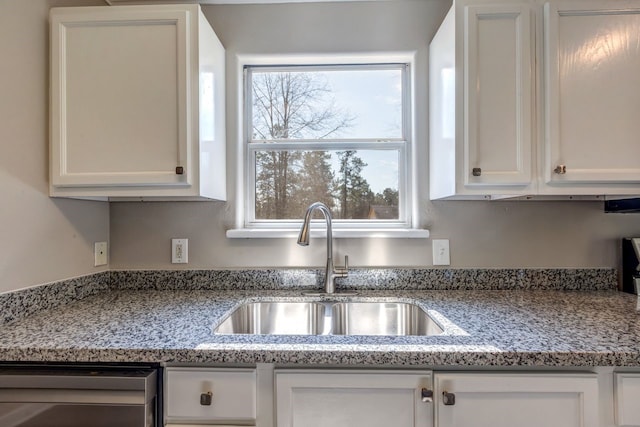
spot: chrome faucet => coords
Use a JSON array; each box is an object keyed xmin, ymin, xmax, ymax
[{"xmin": 297, "ymin": 202, "xmax": 348, "ymax": 294}]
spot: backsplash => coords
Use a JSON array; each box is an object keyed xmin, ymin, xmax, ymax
[
  {"xmin": 0, "ymin": 268, "xmax": 618, "ymax": 327},
  {"xmin": 110, "ymin": 268, "xmax": 618, "ymax": 292},
  {"xmin": 0, "ymin": 272, "xmax": 111, "ymax": 326}
]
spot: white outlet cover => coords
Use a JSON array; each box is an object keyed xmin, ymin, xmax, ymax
[
  {"xmin": 94, "ymin": 241, "xmax": 108, "ymax": 266},
  {"xmin": 172, "ymin": 238, "xmax": 188, "ymax": 264}
]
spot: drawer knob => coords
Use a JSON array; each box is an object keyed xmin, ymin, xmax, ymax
[
  {"xmin": 472, "ymin": 167, "xmax": 482, "ymax": 177},
  {"xmin": 200, "ymin": 391, "xmax": 213, "ymax": 406}
]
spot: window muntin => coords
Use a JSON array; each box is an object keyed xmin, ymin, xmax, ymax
[{"xmin": 245, "ymin": 64, "xmax": 410, "ymax": 228}]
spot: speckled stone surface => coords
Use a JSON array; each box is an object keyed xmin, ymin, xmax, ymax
[
  {"xmin": 110, "ymin": 268, "xmax": 618, "ymax": 291},
  {"xmin": 0, "ymin": 268, "xmax": 617, "ymax": 328},
  {"xmin": 109, "ymin": 269, "xmax": 320, "ymax": 291},
  {"xmin": 0, "ymin": 272, "xmax": 111, "ymax": 326},
  {"xmin": 2, "ymin": 287, "xmax": 640, "ymax": 367}
]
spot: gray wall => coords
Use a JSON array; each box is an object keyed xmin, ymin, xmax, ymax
[
  {"xmin": 110, "ymin": 1, "xmax": 640, "ymax": 270},
  {"xmin": 0, "ymin": 0, "xmax": 636, "ymax": 294},
  {"xmin": 0, "ymin": 0, "xmax": 109, "ymax": 293}
]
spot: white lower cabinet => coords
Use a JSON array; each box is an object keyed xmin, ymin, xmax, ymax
[
  {"xmin": 163, "ymin": 366, "xmax": 640, "ymax": 427},
  {"xmin": 164, "ymin": 367, "xmax": 257, "ymax": 426},
  {"xmin": 435, "ymin": 372, "xmax": 599, "ymax": 427},
  {"xmin": 614, "ymin": 373, "xmax": 640, "ymax": 426},
  {"xmin": 274, "ymin": 369, "xmax": 433, "ymax": 427}
]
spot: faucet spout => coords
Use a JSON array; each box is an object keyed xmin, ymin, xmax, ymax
[{"xmin": 297, "ymin": 202, "xmax": 348, "ymax": 294}]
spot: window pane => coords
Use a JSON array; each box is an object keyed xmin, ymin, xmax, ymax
[
  {"xmin": 254, "ymin": 150, "xmax": 399, "ymax": 220},
  {"xmin": 251, "ymin": 68, "xmax": 403, "ymax": 140}
]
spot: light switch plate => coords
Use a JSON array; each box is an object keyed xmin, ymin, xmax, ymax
[
  {"xmin": 94, "ymin": 241, "xmax": 108, "ymax": 266},
  {"xmin": 432, "ymin": 239, "xmax": 450, "ymax": 266}
]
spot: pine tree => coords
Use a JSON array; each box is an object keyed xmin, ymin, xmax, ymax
[
  {"xmin": 294, "ymin": 151, "xmax": 335, "ymax": 215},
  {"xmin": 335, "ymin": 150, "xmax": 374, "ymax": 219},
  {"xmin": 255, "ymin": 151, "xmax": 301, "ymax": 219}
]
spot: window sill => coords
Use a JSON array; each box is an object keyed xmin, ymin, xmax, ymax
[{"xmin": 226, "ymin": 228, "xmax": 430, "ymax": 239}]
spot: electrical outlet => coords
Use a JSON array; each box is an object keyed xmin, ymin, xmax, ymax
[
  {"xmin": 94, "ymin": 241, "xmax": 108, "ymax": 266},
  {"xmin": 172, "ymin": 238, "xmax": 188, "ymax": 264},
  {"xmin": 432, "ymin": 239, "xmax": 450, "ymax": 266}
]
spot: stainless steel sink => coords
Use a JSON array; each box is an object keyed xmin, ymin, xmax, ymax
[
  {"xmin": 213, "ymin": 300, "xmax": 444, "ymax": 336},
  {"xmin": 213, "ymin": 302, "xmax": 325, "ymax": 335},
  {"xmin": 330, "ymin": 302, "xmax": 444, "ymax": 336}
]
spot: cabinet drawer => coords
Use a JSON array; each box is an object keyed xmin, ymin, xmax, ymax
[
  {"xmin": 165, "ymin": 368, "xmax": 256, "ymax": 423},
  {"xmin": 615, "ymin": 373, "xmax": 640, "ymax": 426}
]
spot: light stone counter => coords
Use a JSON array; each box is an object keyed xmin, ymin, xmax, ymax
[{"xmin": 1, "ymin": 284, "xmax": 639, "ymax": 367}]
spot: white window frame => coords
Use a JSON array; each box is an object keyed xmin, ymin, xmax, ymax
[{"xmin": 227, "ymin": 53, "xmax": 429, "ymax": 239}]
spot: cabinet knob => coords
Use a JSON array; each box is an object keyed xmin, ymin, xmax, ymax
[
  {"xmin": 472, "ymin": 167, "xmax": 482, "ymax": 177},
  {"xmin": 554, "ymin": 165, "xmax": 566, "ymax": 175},
  {"xmin": 176, "ymin": 166, "xmax": 184, "ymax": 175},
  {"xmin": 442, "ymin": 391, "xmax": 456, "ymax": 406},
  {"xmin": 200, "ymin": 391, "xmax": 213, "ymax": 406},
  {"xmin": 421, "ymin": 388, "xmax": 434, "ymax": 403}
]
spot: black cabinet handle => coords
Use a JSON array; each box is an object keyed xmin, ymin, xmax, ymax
[{"xmin": 443, "ymin": 391, "xmax": 456, "ymax": 406}]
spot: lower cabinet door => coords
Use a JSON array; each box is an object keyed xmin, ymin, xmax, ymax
[
  {"xmin": 435, "ymin": 373, "xmax": 599, "ymax": 427},
  {"xmin": 614, "ymin": 373, "xmax": 640, "ymax": 426},
  {"xmin": 275, "ymin": 369, "xmax": 433, "ymax": 427}
]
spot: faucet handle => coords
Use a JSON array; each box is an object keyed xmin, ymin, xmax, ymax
[{"xmin": 335, "ymin": 255, "xmax": 349, "ymax": 276}]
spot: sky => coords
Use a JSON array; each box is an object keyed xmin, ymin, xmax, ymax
[
  {"xmin": 323, "ymin": 68, "xmax": 402, "ymax": 194},
  {"xmin": 323, "ymin": 68, "xmax": 403, "ymax": 139}
]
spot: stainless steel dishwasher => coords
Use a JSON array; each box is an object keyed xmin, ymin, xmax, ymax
[{"xmin": 0, "ymin": 365, "xmax": 158, "ymax": 427}]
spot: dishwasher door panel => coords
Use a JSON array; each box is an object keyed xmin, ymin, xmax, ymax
[
  {"xmin": 0, "ymin": 402, "xmax": 152, "ymax": 427},
  {"xmin": 0, "ymin": 366, "xmax": 158, "ymax": 427}
]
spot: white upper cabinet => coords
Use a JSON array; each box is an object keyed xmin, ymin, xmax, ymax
[
  {"xmin": 430, "ymin": 0, "xmax": 536, "ymax": 200},
  {"xmin": 542, "ymin": 0, "xmax": 640, "ymax": 194},
  {"xmin": 50, "ymin": 5, "xmax": 226, "ymax": 200},
  {"xmin": 430, "ymin": 0, "xmax": 640, "ymax": 199}
]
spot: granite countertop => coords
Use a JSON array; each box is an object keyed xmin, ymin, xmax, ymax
[{"xmin": 2, "ymin": 286, "xmax": 640, "ymax": 367}]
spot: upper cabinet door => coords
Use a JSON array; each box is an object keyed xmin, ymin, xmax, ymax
[
  {"xmin": 543, "ymin": 0, "xmax": 640, "ymax": 185},
  {"xmin": 51, "ymin": 8, "xmax": 190, "ymax": 188},
  {"xmin": 464, "ymin": 3, "xmax": 533, "ymax": 187},
  {"xmin": 430, "ymin": 1, "xmax": 536, "ymax": 199}
]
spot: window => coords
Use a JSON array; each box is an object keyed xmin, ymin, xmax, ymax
[{"xmin": 238, "ymin": 61, "xmax": 420, "ymax": 235}]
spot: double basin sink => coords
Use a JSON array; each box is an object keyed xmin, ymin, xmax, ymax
[{"xmin": 214, "ymin": 301, "xmax": 444, "ymax": 336}]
